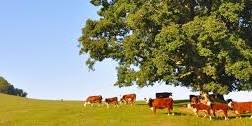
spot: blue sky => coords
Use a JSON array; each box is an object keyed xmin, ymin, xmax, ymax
[{"xmin": 0, "ymin": 0, "xmax": 251, "ymax": 101}]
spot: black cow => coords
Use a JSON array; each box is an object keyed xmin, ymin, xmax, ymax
[{"xmin": 156, "ymin": 92, "xmax": 172, "ymax": 99}]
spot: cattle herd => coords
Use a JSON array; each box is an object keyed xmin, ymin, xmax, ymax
[
  {"xmin": 84, "ymin": 93, "xmax": 136, "ymax": 107},
  {"xmin": 83, "ymin": 92, "xmax": 252, "ymax": 120}
]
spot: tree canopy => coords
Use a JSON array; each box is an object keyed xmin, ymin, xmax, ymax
[
  {"xmin": 79, "ymin": 0, "xmax": 252, "ymax": 94},
  {"xmin": 0, "ymin": 76, "xmax": 27, "ymax": 97}
]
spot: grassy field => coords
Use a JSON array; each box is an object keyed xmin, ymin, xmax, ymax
[{"xmin": 0, "ymin": 93, "xmax": 252, "ymax": 126}]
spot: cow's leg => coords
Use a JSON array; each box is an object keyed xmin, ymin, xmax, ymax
[
  {"xmin": 195, "ymin": 110, "xmax": 199, "ymax": 117},
  {"xmin": 150, "ymin": 107, "xmax": 154, "ymax": 111},
  {"xmin": 202, "ymin": 110, "xmax": 207, "ymax": 118},
  {"xmin": 208, "ymin": 110, "xmax": 212, "ymax": 120},
  {"xmin": 224, "ymin": 110, "xmax": 229, "ymax": 120},
  {"xmin": 167, "ymin": 108, "xmax": 170, "ymax": 116},
  {"xmin": 203, "ymin": 113, "xmax": 207, "ymax": 118},
  {"xmin": 168, "ymin": 106, "xmax": 174, "ymax": 116},
  {"xmin": 212, "ymin": 110, "xmax": 216, "ymax": 117},
  {"xmin": 114, "ymin": 104, "xmax": 118, "ymax": 108},
  {"xmin": 153, "ymin": 107, "xmax": 156, "ymax": 114},
  {"xmin": 204, "ymin": 110, "xmax": 209, "ymax": 118},
  {"xmin": 106, "ymin": 103, "xmax": 109, "ymax": 108},
  {"xmin": 193, "ymin": 109, "xmax": 199, "ymax": 117},
  {"xmin": 235, "ymin": 110, "xmax": 241, "ymax": 119},
  {"xmin": 84, "ymin": 102, "xmax": 91, "ymax": 107}
]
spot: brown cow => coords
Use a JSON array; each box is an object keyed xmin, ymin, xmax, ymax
[
  {"xmin": 191, "ymin": 102, "xmax": 229, "ymax": 120},
  {"xmin": 191, "ymin": 103, "xmax": 212, "ymax": 120},
  {"xmin": 84, "ymin": 95, "xmax": 102, "ymax": 107},
  {"xmin": 148, "ymin": 98, "xmax": 174, "ymax": 115},
  {"xmin": 120, "ymin": 94, "xmax": 136, "ymax": 105},
  {"xmin": 105, "ymin": 97, "xmax": 118, "ymax": 108},
  {"xmin": 228, "ymin": 100, "xmax": 252, "ymax": 118},
  {"xmin": 211, "ymin": 103, "xmax": 229, "ymax": 120}
]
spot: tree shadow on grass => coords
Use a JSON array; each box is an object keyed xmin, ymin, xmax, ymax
[
  {"xmin": 226, "ymin": 114, "xmax": 251, "ymax": 119},
  {"xmin": 162, "ymin": 112, "xmax": 187, "ymax": 116},
  {"xmin": 136, "ymin": 103, "xmax": 147, "ymax": 106}
]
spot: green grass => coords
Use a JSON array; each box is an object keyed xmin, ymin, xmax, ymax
[{"xmin": 0, "ymin": 93, "xmax": 252, "ymax": 126}]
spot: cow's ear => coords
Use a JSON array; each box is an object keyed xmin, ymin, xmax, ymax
[{"xmin": 226, "ymin": 99, "xmax": 232, "ymax": 103}]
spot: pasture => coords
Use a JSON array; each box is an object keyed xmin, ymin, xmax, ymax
[{"xmin": 0, "ymin": 93, "xmax": 251, "ymax": 126}]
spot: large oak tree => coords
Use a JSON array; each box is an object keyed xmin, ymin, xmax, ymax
[{"xmin": 79, "ymin": 0, "xmax": 252, "ymax": 94}]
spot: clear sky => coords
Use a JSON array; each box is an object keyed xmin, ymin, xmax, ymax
[{"xmin": 0, "ymin": 0, "xmax": 251, "ymax": 101}]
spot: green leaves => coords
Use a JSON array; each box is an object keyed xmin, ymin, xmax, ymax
[
  {"xmin": 218, "ymin": 2, "xmax": 244, "ymax": 23},
  {"xmin": 202, "ymin": 82, "xmax": 229, "ymax": 94},
  {"xmin": 80, "ymin": 0, "xmax": 252, "ymax": 94},
  {"xmin": 155, "ymin": 24, "xmax": 185, "ymax": 52},
  {"xmin": 226, "ymin": 61, "xmax": 252, "ymax": 80}
]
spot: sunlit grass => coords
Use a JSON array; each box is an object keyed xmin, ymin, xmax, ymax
[{"xmin": 0, "ymin": 93, "xmax": 251, "ymax": 126}]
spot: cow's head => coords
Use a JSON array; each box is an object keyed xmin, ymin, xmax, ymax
[
  {"xmin": 191, "ymin": 96, "xmax": 199, "ymax": 104},
  {"xmin": 227, "ymin": 99, "xmax": 233, "ymax": 108},
  {"xmin": 105, "ymin": 98, "xmax": 108, "ymax": 103},
  {"xmin": 148, "ymin": 98, "xmax": 153, "ymax": 107},
  {"xmin": 119, "ymin": 98, "xmax": 125, "ymax": 104},
  {"xmin": 144, "ymin": 98, "xmax": 149, "ymax": 103},
  {"xmin": 98, "ymin": 95, "xmax": 102, "ymax": 99}
]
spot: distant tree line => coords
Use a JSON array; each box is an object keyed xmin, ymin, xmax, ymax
[{"xmin": 0, "ymin": 76, "xmax": 27, "ymax": 97}]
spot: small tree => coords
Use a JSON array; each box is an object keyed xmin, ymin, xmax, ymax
[
  {"xmin": 0, "ymin": 76, "xmax": 28, "ymax": 97},
  {"xmin": 0, "ymin": 77, "xmax": 10, "ymax": 94}
]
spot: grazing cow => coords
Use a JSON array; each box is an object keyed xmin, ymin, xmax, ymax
[
  {"xmin": 211, "ymin": 103, "xmax": 229, "ymax": 120},
  {"xmin": 228, "ymin": 100, "xmax": 252, "ymax": 118},
  {"xmin": 191, "ymin": 103, "xmax": 212, "ymax": 120},
  {"xmin": 120, "ymin": 94, "xmax": 136, "ymax": 105},
  {"xmin": 148, "ymin": 98, "xmax": 174, "ymax": 115},
  {"xmin": 156, "ymin": 92, "xmax": 172, "ymax": 98},
  {"xmin": 105, "ymin": 97, "xmax": 118, "ymax": 108},
  {"xmin": 84, "ymin": 95, "xmax": 102, "ymax": 107}
]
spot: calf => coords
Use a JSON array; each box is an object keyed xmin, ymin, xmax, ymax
[
  {"xmin": 148, "ymin": 98, "xmax": 174, "ymax": 115},
  {"xmin": 84, "ymin": 95, "xmax": 102, "ymax": 107},
  {"xmin": 191, "ymin": 103, "xmax": 212, "ymax": 120},
  {"xmin": 105, "ymin": 97, "xmax": 118, "ymax": 108},
  {"xmin": 120, "ymin": 93, "xmax": 136, "ymax": 105},
  {"xmin": 228, "ymin": 100, "xmax": 252, "ymax": 118},
  {"xmin": 211, "ymin": 103, "xmax": 229, "ymax": 120}
]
